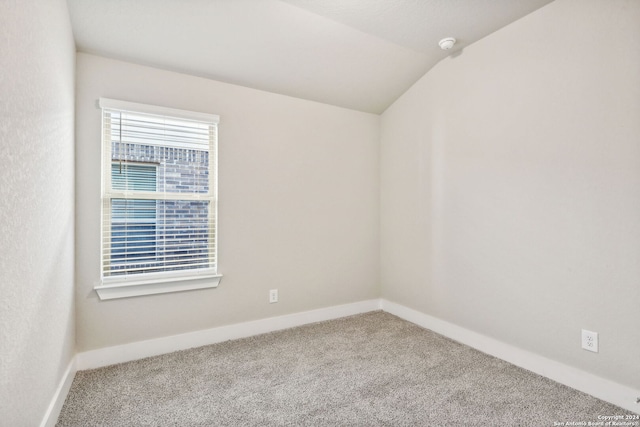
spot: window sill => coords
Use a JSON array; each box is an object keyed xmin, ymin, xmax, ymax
[{"xmin": 94, "ymin": 273, "xmax": 222, "ymax": 300}]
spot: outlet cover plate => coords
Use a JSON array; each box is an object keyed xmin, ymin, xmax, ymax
[
  {"xmin": 269, "ymin": 289, "xmax": 278, "ymax": 304},
  {"xmin": 581, "ymin": 329, "xmax": 598, "ymax": 353}
]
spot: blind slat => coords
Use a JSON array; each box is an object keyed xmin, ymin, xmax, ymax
[{"xmin": 104, "ymin": 261, "xmax": 215, "ymax": 274}]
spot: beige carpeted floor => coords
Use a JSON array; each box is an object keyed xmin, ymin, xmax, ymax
[{"xmin": 57, "ymin": 311, "xmax": 632, "ymax": 426}]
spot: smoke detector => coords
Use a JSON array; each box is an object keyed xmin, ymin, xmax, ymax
[{"xmin": 439, "ymin": 37, "xmax": 456, "ymax": 50}]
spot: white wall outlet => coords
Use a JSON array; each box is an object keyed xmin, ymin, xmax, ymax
[
  {"xmin": 269, "ymin": 289, "xmax": 278, "ymax": 304},
  {"xmin": 581, "ymin": 329, "xmax": 598, "ymax": 353}
]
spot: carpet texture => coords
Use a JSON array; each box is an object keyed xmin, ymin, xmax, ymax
[{"xmin": 57, "ymin": 311, "xmax": 633, "ymax": 426}]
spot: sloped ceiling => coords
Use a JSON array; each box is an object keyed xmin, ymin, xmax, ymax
[{"xmin": 67, "ymin": 0, "xmax": 553, "ymax": 113}]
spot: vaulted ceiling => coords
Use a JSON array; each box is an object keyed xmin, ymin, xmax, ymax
[{"xmin": 67, "ymin": 0, "xmax": 554, "ymax": 113}]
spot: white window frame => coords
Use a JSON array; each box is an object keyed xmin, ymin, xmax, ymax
[{"xmin": 95, "ymin": 98, "xmax": 222, "ymax": 300}]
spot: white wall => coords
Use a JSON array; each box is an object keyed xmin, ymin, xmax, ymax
[
  {"xmin": 75, "ymin": 53, "xmax": 380, "ymax": 351},
  {"xmin": 381, "ymin": 0, "xmax": 640, "ymax": 390},
  {"xmin": 0, "ymin": 0, "xmax": 76, "ymax": 425}
]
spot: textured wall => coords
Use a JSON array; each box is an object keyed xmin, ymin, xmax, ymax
[
  {"xmin": 381, "ymin": 0, "xmax": 640, "ymax": 389},
  {"xmin": 75, "ymin": 53, "xmax": 380, "ymax": 351},
  {"xmin": 0, "ymin": 0, "xmax": 76, "ymax": 425}
]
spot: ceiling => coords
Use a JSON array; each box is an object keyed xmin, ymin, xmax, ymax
[{"xmin": 67, "ymin": 0, "xmax": 554, "ymax": 114}]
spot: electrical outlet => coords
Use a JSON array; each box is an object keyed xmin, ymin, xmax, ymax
[
  {"xmin": 581, "ymin": 329, "xmax": 598, "ymax": 353},
  {"xmin": 269, "ymin": 289, "xmax": 278, "ymax": 304}
]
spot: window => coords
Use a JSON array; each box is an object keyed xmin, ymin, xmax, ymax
[{"xmin": 96, "ymin": 98, "xmax": 221, "ymax": 300}]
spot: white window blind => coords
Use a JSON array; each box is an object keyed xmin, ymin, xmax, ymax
[{"xmin": 100, "ymin": 98, "xmax": 219, "ymax": 287}]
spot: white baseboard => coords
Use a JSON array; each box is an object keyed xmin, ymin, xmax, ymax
[
  {"xmin": 381, "ymin": 299, "xmax": 640, "ymax": 414},
  {"xmin": 77, "ymin": 299, "xmax": 381, "ymax": 370},
  {"xmin": 40, "ymin": 356, "xmax": 77, "ymax": 427},
  {"xmin": 69, "ymin": 298, "xmax": 639, "ymax": 414}
]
